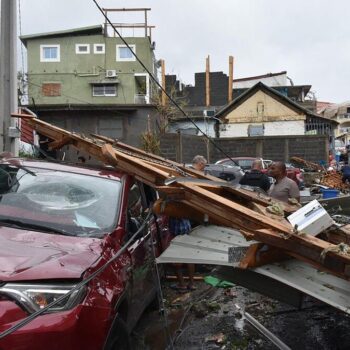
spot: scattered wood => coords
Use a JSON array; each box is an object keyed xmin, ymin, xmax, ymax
[
  {"xmin": 290, "ymin": 156, "xmax": 323, "ymax": 171},
  {"xmin": 320, "ymin": 172, "xmax": 349, "ymax": 191},
  {"xmin": 12, "ymin": 113, "xmax": 350, "ymax": 281}
]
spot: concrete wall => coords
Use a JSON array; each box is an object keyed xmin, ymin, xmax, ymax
[
  {"xmin": 26, "ymin": 35, "xmax": 155, "ymax": 105},
  {"xmin": 160, "ymin": 133, "xmax": 328, "ymax": 164},
  {"xmin": 37, "ymin": 106, "xmax": 157, "ymax": 161}
]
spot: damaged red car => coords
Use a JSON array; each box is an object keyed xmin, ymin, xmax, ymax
[{"xmin": 0, "ymin": 159, "xmax": 169, "ymax": 350}]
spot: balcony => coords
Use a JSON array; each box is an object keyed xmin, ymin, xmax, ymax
[{"xmin": 134, "ymin": 94, "xmax": 149, "ymax": 104}]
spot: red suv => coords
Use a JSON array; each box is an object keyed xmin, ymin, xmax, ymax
[{"xmin": 0, "ymin": 159, "xmax": 169, "ymax": 350}]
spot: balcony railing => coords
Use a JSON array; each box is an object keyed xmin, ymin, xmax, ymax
[{"xmin": 134, "ymin": 94, "xmax": 149, "ymax": 104}]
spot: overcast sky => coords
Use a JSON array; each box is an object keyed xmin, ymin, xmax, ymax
[{"xmin": 18, "ymin": 0, "xmax": 350, "ymax": 103}]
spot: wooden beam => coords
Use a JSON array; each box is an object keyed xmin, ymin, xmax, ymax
[
  {"xmin": 103, "ymin": 8, "xmax": 151, "ymax": 11},
  {"xmin": 11, "ymin": 113, "xmax": 33, "ymax": 119},
  {"xmin": 161, "ymin": 59, "xmax": 167, "ymax": 106},
  {"xmin": 48, "ymin": 136, "xmax": 73, "ymax": 150},
  {"xmin": 228, "ymin": 56, "xmax": 234, "ymax": 103},
  {"xmin": 206, "ymin": 55, "xmax": 210, "ymax": 107}
]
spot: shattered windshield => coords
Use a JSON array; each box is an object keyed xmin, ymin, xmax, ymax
[{"xmin": 0, "ymin": 164, "xmax": 121, "ymax": 237}]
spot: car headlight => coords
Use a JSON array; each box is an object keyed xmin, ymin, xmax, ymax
[{"xmin": 0, "ymin": 283, "xmax": 87, "ymax": 314}]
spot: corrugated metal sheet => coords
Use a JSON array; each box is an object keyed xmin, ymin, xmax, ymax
[
  {"xmin": 157, "ymin": 225, "xmax": 350, "ymax": 314},
  {"xmin": 20, "ymin": 118, "xmax": 34, "ymax": 144}
]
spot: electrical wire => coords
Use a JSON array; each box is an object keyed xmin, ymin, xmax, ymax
[
  {"xmin": 92, "ymin": 0, "xmax": 237, "ymax": 163},
  {"xmin": 149, "ymin": 213, "xmax": 174, "ymax": 349},
  {"xmin": 0, "ymin": 208, "xmax": 153, "ymax": 340}
]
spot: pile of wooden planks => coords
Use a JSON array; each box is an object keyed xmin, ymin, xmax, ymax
[
  {"xmin": 13, "ymin": 113, "xmax": 350, "ymax": 281},
  {"xmin": 320, "ymin": 172, "xmax": 349, "ymax": 191},
  {"xmin": 290, "ymin": 156, "xmax": 324, "ymax": 172}
]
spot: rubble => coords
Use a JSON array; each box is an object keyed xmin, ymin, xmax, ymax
[
  {"xmin": 320, "ymin": 172, "xmax": 350, "ymax": 191},
  {"xmin": 290, "ymin": 156, "xmax": 324, "ymax": 172},
  {"xmin": 13, "ymin": 113, "xmax": 350, "ymax": 282}
]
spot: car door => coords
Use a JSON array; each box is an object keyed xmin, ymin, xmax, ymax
[{"xmin": 125, "ymin": 180, "xmax": 155, "ymax": 328}]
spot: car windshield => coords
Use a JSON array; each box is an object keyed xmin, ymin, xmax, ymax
[{"xmin": 0, "ymin": 165, "xmax": 121, "ymax": 237}]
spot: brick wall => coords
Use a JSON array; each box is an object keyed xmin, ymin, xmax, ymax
[{"xmin": 160, "ymin": 133, "xmax": 328, "ymax": 164}]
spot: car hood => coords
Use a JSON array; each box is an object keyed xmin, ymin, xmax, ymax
[{"xmin": 0, "ymin": 227, "xmax": 103, "ymax": 282}]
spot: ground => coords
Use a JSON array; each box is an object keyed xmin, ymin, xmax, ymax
[{"xmin": 132, "ymin": 267, "xmax": 350, "ymax": 350}]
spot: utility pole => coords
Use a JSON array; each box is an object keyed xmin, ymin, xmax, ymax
[{"xmin": 0, "ymin": 0, "xmax": 19, "ymax": 155}]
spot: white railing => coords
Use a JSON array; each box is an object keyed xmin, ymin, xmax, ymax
[{"xmin": 134, "ymin": 94, "xmax": 149, "ymax": 104}]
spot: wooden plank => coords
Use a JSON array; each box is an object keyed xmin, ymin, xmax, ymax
[
  {"xmin": 48, "ymin": 136, "xmax": 73, "ymax": 150},
  {"xmin": 228, "ymin": 56, "xmax": 234, "ymax": 103},
  {"xmin": 11, "ymin": 113, "xmax": 34, "ymax": 119},
  {"xmin": 254, "ymin": 229, "xmax": 350, "ymax": 276}
]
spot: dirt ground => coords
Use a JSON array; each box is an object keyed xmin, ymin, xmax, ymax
[{"xmin": 131, "ymin": 268, "xmax": 350, "ymax": 350}]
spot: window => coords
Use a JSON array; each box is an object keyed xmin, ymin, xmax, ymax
[
  {"xmin": 116, "ymin": 45, "xmax": 136, "ymax": 61},
  {"xmin": 40, "ymin": 45, "xmax": 60, "ymax": 62},
  {"xmin": 347, "ymin": 107, "xmax": 350, "ymax": 114},
  {"xmin": 248, "ymin": 124, "xmax": 264, "ymax": 136},
  {"xmin": 42, "ymin": 83, "xmax": 61, "ymax": 97},
  {"xmin": 75, "ymin": 44, "xmax": 90, "ymax": 54},
  {"xmin": 92, "ymin": 84, "xmax": 117, "ymax": 97},
  {"xmin": 257, "ymin": 102, "xmax": 264, "ymax": 115},
  {"xmin": 126, "ymin": 182, "xmax": 146, "ymax": 238},
  {"xmin": 94, "ymin": 44, "xmax": 105, "ymax": 54}
]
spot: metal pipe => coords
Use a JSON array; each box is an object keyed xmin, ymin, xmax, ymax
[{"xmin": 235, "ymin": 304, "xmax": 291, "ymax": 350}]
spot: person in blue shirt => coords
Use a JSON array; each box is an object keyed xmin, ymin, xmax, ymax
[
  {"xmin": 168, "ymin": 217, "xmax": 196, "ymax": 292},
  {"xmin": 341, "ymin": 165, "xmax": 350, "ymax": 183}
]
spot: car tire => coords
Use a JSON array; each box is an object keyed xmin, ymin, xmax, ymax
[{"xmin": 105, "ymin": 317, "xmax": 131, "ymax": 350}]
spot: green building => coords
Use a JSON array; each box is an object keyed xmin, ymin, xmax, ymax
[{"xmin": 20, "ymin": 24, "xmax": 159, "ymax": 151}]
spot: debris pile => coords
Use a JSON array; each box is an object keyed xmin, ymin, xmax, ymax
[
  {"xmin": 13, "ymin": 113, "xmax": 350, "ymax": 282},
  {"xmin": 320, "ymin": 172, "xmax": 349, "ymax": 191},
  {"xmin": 290, "ymin": 156, "xmax": 324, "ymax": 172}
]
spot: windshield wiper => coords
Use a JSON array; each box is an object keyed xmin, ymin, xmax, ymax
[{"xmin": 0, "ymin": 218, "xmax": 73, "ymax": 236}]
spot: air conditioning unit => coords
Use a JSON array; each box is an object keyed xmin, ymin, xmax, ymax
[
  {"xmin": 203, "ymin": 109, "xmax": 216, "ymax": 117},
  {"xmin": 105, "ymin": 70, "xmax": 117, "ymax": 78}
]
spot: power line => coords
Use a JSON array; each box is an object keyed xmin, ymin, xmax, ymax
[{"xmin": 92, "ymin": 0, "xmax": 236, "ymax": 163}]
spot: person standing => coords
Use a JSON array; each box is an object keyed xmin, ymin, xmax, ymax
[
  {"xmin": 168, "ymin": 217, "xmax": 196, "ymax": 292},
  {"xmin": 192, "ymin": 155, "xmax": 207, "ymax": 172},
  {"xmin": 268, "ymin": 162, "xmax": 300, "ymax": 203},
  {"xmin": 341, "ymin": 164, "xmax": 350, "ymax": 183},
  {"xmin": 239, "ymin": 159, "xmax": 271, "ymax": 192}
]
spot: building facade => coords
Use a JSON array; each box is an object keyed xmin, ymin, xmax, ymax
[
  {"xmin": 214, "ymin": 82, "xmax": 336, "ymax": 142},
  {"xmin": 20, "ymin": 23, "xmax": 159, "ymax": 153},
  {"xmin": 165, "ymin": 70, "xmax": 317, "ymax": 136}
]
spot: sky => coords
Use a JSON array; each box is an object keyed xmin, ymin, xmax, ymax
[{"xmin": 17, "ymin": 0, "xmax": 350, "ymax": 103}]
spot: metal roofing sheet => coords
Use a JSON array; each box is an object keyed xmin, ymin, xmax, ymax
[{"xmin": 157, "ymin": 225, "xmax": 350, "ymax": 314}]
